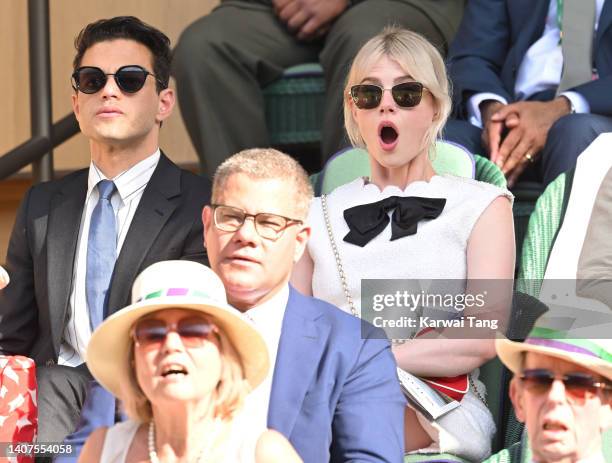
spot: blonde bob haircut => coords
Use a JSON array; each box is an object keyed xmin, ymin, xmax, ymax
[
  {"xmin": 120, "ymin": 320, "xmax": 250, "ymax": 423},
  {"xmin": 212, "ymin": 148, "xmax": 313, "ymax": 220},
  {"xmin": 344, "ymin": 26, "xmax": 452, "ymax": 158}
]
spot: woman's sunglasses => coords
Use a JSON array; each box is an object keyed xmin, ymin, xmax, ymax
[
  {"xmin": 71, "ymin": 65, "xmax": 165, "ymax": 94},
  {"xmin": 350, "ymin": 82, "xmax": 426, "ymax": 110},
  {"xmin": 520, "ymin": 369, "xmax": 612, "ymax": 403},
  {"xmin": 132, "ymin": 315, "xmax": 217, "ymax": 349}
]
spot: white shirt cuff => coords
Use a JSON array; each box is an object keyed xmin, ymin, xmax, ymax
[
  {"xmin": 467, "ymin": 93, "xmax": 508, "ymax": 128},
  {"xmin": 560, "ymin": 91, "xmax": 590, "ymax": 114}
]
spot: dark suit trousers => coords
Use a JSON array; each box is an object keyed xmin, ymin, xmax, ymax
[
  {"xmin": 172, "ymin": 0, "xmax": 460, "ymax": 176},
  {"xmin": 36, "ymin": 363, "xmax": 92, "ymax": 443},
  {"xmin": 444, "ymin": 113, "xmax": 612, "ymax": 187}
]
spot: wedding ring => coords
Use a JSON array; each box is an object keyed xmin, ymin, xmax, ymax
[{"xmin": 524, "ymin": 152, "xmax": 535, "ymax": 163}]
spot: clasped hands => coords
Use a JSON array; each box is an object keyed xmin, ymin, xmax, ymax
[
  {"xmin": 481, "ymin": 97, "xmax": 571, "ymax": 187},
  {"xmin": 272, "ymin": 0, "xmax": 349, "ymax": 41}
]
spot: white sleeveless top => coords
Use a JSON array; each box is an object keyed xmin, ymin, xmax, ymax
[
  {"xmin": 99, "ymin": 414, "xmax": 263, "ymax": 463},
  {"xmin": 307, "ymin": 175, "xmax": 513, "ymax": 315},
  {"xmin": 307, "ymin": 175, "xmax": 511, "ymax": 461}
]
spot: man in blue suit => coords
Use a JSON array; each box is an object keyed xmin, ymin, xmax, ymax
[
  {"xmin": 202, "ymin": 148, "xmax": 405, "ymax": 462},
  {"xmin": 58, "ymin": 148, "xmax": 404, "ymax": 461},
  {"xmin": 445, "ymin": 0, "xmax": 612, "ymax": 187}
]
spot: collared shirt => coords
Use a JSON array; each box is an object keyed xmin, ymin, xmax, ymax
[
  {"xmin": 239, "ymin": 285, "xmax": 289, "ymax": 429},
  {"xmin": 468, "ymin": 0, "xmax": 605, "ymax": 127},
  {"xmin": 58, "ymin": 149, "xmax": 161, "ymax": 366}
]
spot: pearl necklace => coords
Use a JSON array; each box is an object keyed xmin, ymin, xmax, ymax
[{"xmin": 148, "ymin": 419, "xmax": 223, "ymax": 463}]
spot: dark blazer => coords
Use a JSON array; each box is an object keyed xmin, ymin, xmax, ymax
[
  {"xmin": 449, "ymin": 0, "xmax": 612, "ymax": 117},
  {"xmin": 0, "ymin": 153, "xmax": 211, "ymax": 365},
  {"xmin": 269, "ymin": 287, "xmax": 405, "ymax": 463}
]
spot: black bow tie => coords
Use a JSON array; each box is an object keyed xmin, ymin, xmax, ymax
[{"xmin": 343, "ymin": 196, "xmax": 446, "ymax": 247}]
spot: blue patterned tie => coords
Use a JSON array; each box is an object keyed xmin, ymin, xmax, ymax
[{"xmin": 86, "ymin": 180, "xmax": 117, "ymax": 330}]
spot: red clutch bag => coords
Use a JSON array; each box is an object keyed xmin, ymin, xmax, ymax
[
  {"xmin": 422, "ymin": 375, "xmax": 469, "ymax": 401},
  {"xmin": 412, "ymin": 327, "xmax": 470, "ymax": 401}
]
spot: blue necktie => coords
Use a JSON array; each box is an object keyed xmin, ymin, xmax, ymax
[{"xmin": 86, "ymin": 180, "xmax": 117, "ymax": 330}]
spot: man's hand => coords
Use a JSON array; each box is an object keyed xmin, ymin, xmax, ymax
[
  {"xmin": 480, "ymin": 100, "xmax": 507, "ymax": 164},
  {"xmin": 273, "ymin": 0, "xmax": 349, "ymax": 41},
  {"xmin": 491, "ymin": 98, "xmax": 570, "ymax": 186}
]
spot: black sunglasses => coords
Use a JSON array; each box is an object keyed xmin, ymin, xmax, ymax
[
  {"xmin": 350, "ymin": 82, "xmax": 426, "ymax": 109},
  {"xmin": 520, "ymin": 369, "xmax": 612, "ymax": 402},
  {"xmin": 71, "ymin": 65, "xmax": 165, "ymax": 94}
]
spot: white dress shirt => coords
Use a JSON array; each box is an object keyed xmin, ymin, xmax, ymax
[
  {"xmin": 468, "ymin": 0, "xmax": 605, "ymax": 127},
  {"xmin": 239, "ymin": 285, "xmax": 289, "ymax": 429},
  {"xmin": 58, "ymin": 149, "xmax": 161, "ymax": 366}
]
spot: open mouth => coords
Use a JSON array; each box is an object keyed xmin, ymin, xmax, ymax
[
  {"xmin": 380, "ymin": 125, "xmax": 399, "ymax": 144},
  {"xmin": 161, "ymin": 365, "xmax": 188, "ymax": 377},
  {"xmin": 543, "ymin": 421, "xmax": 568, "ymax": 432}
]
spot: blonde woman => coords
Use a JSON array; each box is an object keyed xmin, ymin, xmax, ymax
[
  {"xmin": 292, "ymin": 27, "xmax": 515, "ymax": 461},
  {"xmin": 80, "ymin": 260, "xmax": 301, "ymax": 462}
]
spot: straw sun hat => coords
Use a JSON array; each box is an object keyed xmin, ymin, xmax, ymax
[
  {"xmin": 496, "ymin": 319, "xmax": 612, "ymax": 381},
  {"xmin": 86, "ymin": 260, "xmax": 269, "ymax": 398}
]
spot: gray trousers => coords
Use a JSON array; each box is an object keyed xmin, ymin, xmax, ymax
[
  {"xmin": 172, "ymin": 0, "xmax": 464, "ymax": 176},
  {"xmin": 36, "ymin": 364, "xmax": 92, "ymax": 443}
]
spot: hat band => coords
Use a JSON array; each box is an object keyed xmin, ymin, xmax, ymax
[
  {"xmin": 136, "ymin": 288, "xmax": 211, "ymax": 303},
  {"xmin": 527, "ymin": 327, "xmax": 612, "ymax": 363}
]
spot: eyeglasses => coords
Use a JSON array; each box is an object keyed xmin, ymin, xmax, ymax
[
  {"xmin": 212, "ymin": 204, "xmax": 303, "ymax": 240},
  {"xmin": 520, "ymin": 369, "xmax": 612, "ymax": 403},
  {"xmin": 350, "ymin": 82, "xmax": 426, "ymax": 109},
  {"xmin": 71, "ymin": 65, "xmax": 165, "ymax": 94},
  {"xmin": 132, "ymin": 315, "xmax": 217, "ymax": 349}
]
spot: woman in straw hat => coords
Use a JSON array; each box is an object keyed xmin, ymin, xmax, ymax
[{"xmin": 79, "ymin": 260, "xmax": 301, "ymax": 463}]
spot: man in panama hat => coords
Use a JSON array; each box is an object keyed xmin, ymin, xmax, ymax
[{"xmin": 492, "ymin": 318, "xmax": 612, "ymax": 463}]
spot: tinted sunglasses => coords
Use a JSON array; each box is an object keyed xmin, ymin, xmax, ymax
[
  {"xmin": 71, "ymin": 65, "xmax": 165, "ymax": 94},
  {"xmin": 350, "ymin": 82, "xmax": 425, "ymax": 109},
  {"xmin": 520, "ymin": 369, "xmax": 612, "ymax": 402},
  {"xmin": 132, "ymin": 315, "xmax": 217, "ymax": 349}
]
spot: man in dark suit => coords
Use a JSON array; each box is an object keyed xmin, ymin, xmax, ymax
[
  {"xmin": 445, "ymin": 0, "xmax": 612, "ymax": 187},
  {"xmin": 172, "ymin": 0, "xmax": 465, "ymax": 174},
  {"xmin": 0, "ymin": 16, "xmax": 211, "ymax": 443},
  {"xmin": 202, "ymin": 148, "xmax": 405, "ymax": 462}
]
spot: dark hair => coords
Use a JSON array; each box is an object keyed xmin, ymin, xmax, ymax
[{"xmin": 73, "ymin": 16, "xmax": 170, "ymax": 93}]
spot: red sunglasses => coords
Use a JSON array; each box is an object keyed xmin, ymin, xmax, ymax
[
  {"xmin": 132, "ymin": 315, "xmax": 217, "ymax": 349},
  {"xmin": 520, "ymin": 369, "xmax": 612, "ymax": 403}
]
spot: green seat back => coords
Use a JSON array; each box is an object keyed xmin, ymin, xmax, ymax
[
  {"xmin": 505, "ymin": 173, "xmax": 569, "ymax": 449},
  {"xmin": 516, "ymin": 173, "xmax": 568, "ymax": 296},
  {"xmin": 263, "ymin": 63, "xmax": 325, "ymax": 146}
]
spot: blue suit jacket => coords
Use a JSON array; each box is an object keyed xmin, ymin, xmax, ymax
[
  {"xmin": 58, "ymin": 287, "xmax": 405, "ymax": 462},
  {"xmin": 268, "ymin": 287, "xmax": 405, "ymax": 462},
  {"xmin": 449, "ymin": 0, "xmax": 612, "ymax": 117}
]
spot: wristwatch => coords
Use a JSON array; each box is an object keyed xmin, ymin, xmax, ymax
[{"xmin": 562, "ymin": 95, "xmax": 576, "ymax": 114}]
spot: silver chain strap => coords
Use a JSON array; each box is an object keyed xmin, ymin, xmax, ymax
[
  {"xmin": 321, "ymin": 194, "xmax": 406, "ymax": 344},
  {"xmin": 321, "ymin": 194, "xmax": 358, "ymax": 318}
]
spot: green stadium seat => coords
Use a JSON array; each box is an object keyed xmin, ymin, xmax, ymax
[{"xmin": 263, "ymin": 63, "xmax": 325, "ymax": 146}]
